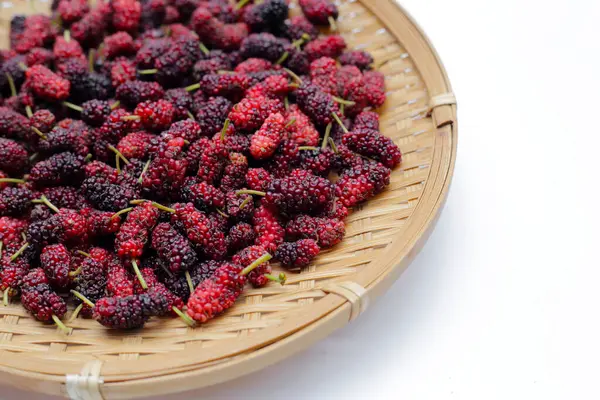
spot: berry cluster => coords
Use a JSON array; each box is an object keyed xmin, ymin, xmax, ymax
[{"xmin": 0, "ymin": 0, "xmax": 400, "ymax": 330}]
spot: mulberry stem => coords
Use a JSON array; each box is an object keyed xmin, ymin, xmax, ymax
[
  {"xmin": 68, "ymin": 303, "xmax": 83, "ymax": 323},
  {"xmin": 51, "ymin": 314, "xmax": 71, "ymax": 334},
  {"xmin": 0, "ymin": 178, "xmax": 26, "ymax": 184},
  {"xmin": 76, "ymin": 250, "xmax": 91, "ymax": 258},
  {"xmin": 198, "ymin": 42, "xmax": 210, "ymax": 56},
  {"xmin": 276, "ymin": 51, "xmax": 289, "ymax": 65},
  {"xmin": 38, "ymin": 195, "xmax": 59, "ymax": 213},
  {"xmin": 265, "ymin": 272, "xmax": 286, "ymax": 285},
  {"xmin": 25, "ymin": 105, "xmax": 33, "ymax": 118},
  {"xmin": 131, "ymin": 260, "xmax": 148, "ymax": 290},
  {"xmin": 238, "ymin": 196, "xmax": 251, "ymax": 210},
  {"xmin": 63, "ymin": 101, "xmax": 83, "ymax": 112},
  {"xmin": 283, "ymin": 68, "xmax": 303, "ymax": 84},
  {"xmin": 5, "ymin": 73, "xmax": 16, "ymax": 97},
  {"xmin": 332, "ymin": 96, "xmax": 355, "ymax": 106},
  {"xmin": 185, "ymin": 271, "xmax": 194, "ymax": 293},
  {"xmin": 285, "ymin": 118, "xmax": 296, "ymax": 128},
  {"xmin": 185, "ymin": 83, "xmax": 201, "ymax": 92},
  {"xmin": 110, "ymin": 100, "xmax": 120, "ymax": 110},
  {"xmin": 70, "ymin": 290, "xmax": 95, "ymax": 308},
  {"xmin": 150, "ymin": 202, "xmax": 176, "ymax": 214},
  {"xmin": 9, "ymin": 242, "xmax": 29, "ymax": 261},
  {"xmin": 241, "ymin": 253, "xmax": 273, "ymax": 276},
  {"xmin": 31, "ymin": 126, "xmax": 47, "ymax": 140},
  {"xmin": 235, "ymin": 0, "xmax": 251, "ymax": 9},
  {"xmin": 172, "ymin": 306, "xmax": 196, "ymax": 327},
  {"xmin": 331, "ymin": 112, "xmax": 348, "ymax": 134},
  {"xmin": 321, "ymin": 123, "xmax": 332, "ymax": 149},
  {"xmin": 328, "ymin": 16, "xmax": 338, "ymax": 31},
  {"xmin": 138, "ymin": 69, "xmax": 158, "ymax": 75},
  {"xmin": 107, "ymin": 145, "xmax": 131, "ymax": 165},
  {"xmin": 137, "ymin": 160, "xmax": 151, "ymax": 184},
  {"xmin": 328, "ymin": 137, "xmax": 338, "ymax": 153},
  {"xmin": 236, "ymin": 189, "xmax": 265, "ymax": 197},
  {"xmin": 220, "ymin": 119, "xmax": 230, "ymax": 141},
  {"xmin": 3, "ymin": 290, "xmax": 8, "ymax": 306}
]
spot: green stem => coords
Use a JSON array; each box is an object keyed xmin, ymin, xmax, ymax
[
  {"xmin": 216, "ymin": 209, "xmax": 229, "ymax": 218},
  {"xmin": 328, "ymin": 137, "xmax": 338, "ymax": 153},
  {"xmin": 220, "ymin": 118, "xmax": 230, "ymax": 141},
  {"xmin": 265, "ymin": 272, "xmax": 286, "ymax": 285},
  {"xmin": 29, "ymin": 153, "xmax": 39, "ymax": 163},
  {"xmin": 150, "ymin": 202, "xmax": 176, "ymax": 214},
  {"xmin": 238, "ymin": 196, "xmax": 251, "ymax": 210},
  {"xmin": 76, "ymin": 250, "xmax": 91, "ymax": 258},
  {"xmin": 115, "ymin": 153, "xmax": 121, "ymax": 174},
  {"xmin": 63, "ymin": 101, "xmax": 83, "ymax": 112},
  {"xmin": 131, "ymin": 260, "xmax": 148, "ymax": 290},
  {"xmin": 236, "ymin": 189, "xmax": 266, "ymax": 197},
  {"xmin": 5, "ymin": 73, "xmax": 16, "ymax": 97},
  {"xmin": 51, "ymin": 314, "xmax": 71, "ymax": 334},
  {"xmin": 138, "ymin": 160, "xmax": 151, "ymax": 184},
  {"xmin": 298, "ymin": 146, "xmax": 319, "ymax": 151},
  {"xmin": 186, "ymin": 110, "xmax": 195, "ymax": 121},
  {"xmin": 31, "ymin": 126, "xmax": 47, "ymax": 140},
  {"xmin": 284, "ymin": 96, "xmax": 289, "ymax": 110},
  {"xmin": 321, "ymin": 123, "xmax": 332, "ymax": 149},
  {"xmin": 185, "ymin": 83, "xmax": 201, "ymax": 92},
  {"xmin": 235, "ymin": 0, "xmax": 251, "ymax": 9},
  {"xmin": 328, "ymin": 16, "xmax": 338, "ymax": 31},
  {"xmin": 0, "ymin": 178, "xmax": 26, "ymax": 184},
  {"xmin": 121, "ymin": 115, "xmax": 141, "ymax": 122},
  {"xmin": 339, "ymin": 103, "xmax": 345, "ymax": 116},
  {"xmin": 39, "ymin": 195, "xmax": 60, "ymax": 213},
  {"xmin": 241, "ymin": 253, "xmax": 272, "ymax": 276},
  {"xmin": 63, "ymin": 29, "xmax": 70, "ymax": 42},
  {"xmin": 275, "ymin": 51, "xmax": 289, "ymax": 65},
  {"xmin": 25, "ymin": 105, "xmax": 33, "ymax": 118},
  {"xmin": 130, "ymin": 199, "xmax": 149, "ymax": 205},
  {"xmin": 68, "ymin": 303, "xmax": 83, "ymax": 323},
  {"xmin": 84, "ymin": 153, "xmax": 93, "ymax": 162},
  {"xmin": 107, "ymin": 145, "xmax": 130, "ymax": 165},
  {"xmin": 9, "ymin": 242, "xmax": 28, "ymax": 261},
  {"xmin": 138, "ymin": 69, "xmax": 158, "ymax": 75},
  {"xmin": 70, "ymin": 290, "xmax": 95, "ymax": 308},
  {"xmin": 110, "ymin": 100, "xmax": 120, "ymax": 110},
  {"xmin": 185, "ymin": 271, "xmax": 194, "ymax": 294},
  {"xmin": 283, "ymin": 68, "xmax": 303, "ymax": 84},
  {"xmin": 331, "ymin": 112, "xmax": 349, "ymax": 134},
  {"xmin": 285, "ymin": 118, "xmax": 296, "ymax": 128},
  {"xmin": 172, "ymin": 306, "xmax": 196, "ymax": 328},
  {"xmin": 68, "ymin": 267, "xmax": 81, "ymax": 277},
  {"xmin": 332, "ymin": 96, "xmax": 356, "ymax": 106},
  {"xmin": 198, "ymin": 42, "xmax": 210, "ymax": 56}
]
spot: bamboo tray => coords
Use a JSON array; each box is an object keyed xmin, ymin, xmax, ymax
[{"xmin": 0, "ymin": 0, "xmax": 457, "ymax": 398}]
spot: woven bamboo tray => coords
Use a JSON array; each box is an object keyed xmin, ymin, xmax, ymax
[{"xmin": 0, "ymin": 0, "xmax": 457, "ymax": 398}]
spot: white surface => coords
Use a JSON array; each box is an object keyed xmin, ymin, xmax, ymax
[{"xmin": 4, "ymin": 0, "xmax": 600, "ymax": 399}]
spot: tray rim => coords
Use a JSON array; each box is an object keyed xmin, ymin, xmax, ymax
[{"xmin": 0, "ymin": 1, "xmax": 457, "ymax": 397}]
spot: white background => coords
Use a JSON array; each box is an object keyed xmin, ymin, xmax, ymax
[{"xmin": 4, "ymin": 0, "xmax": 600, "ymax": 398}]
